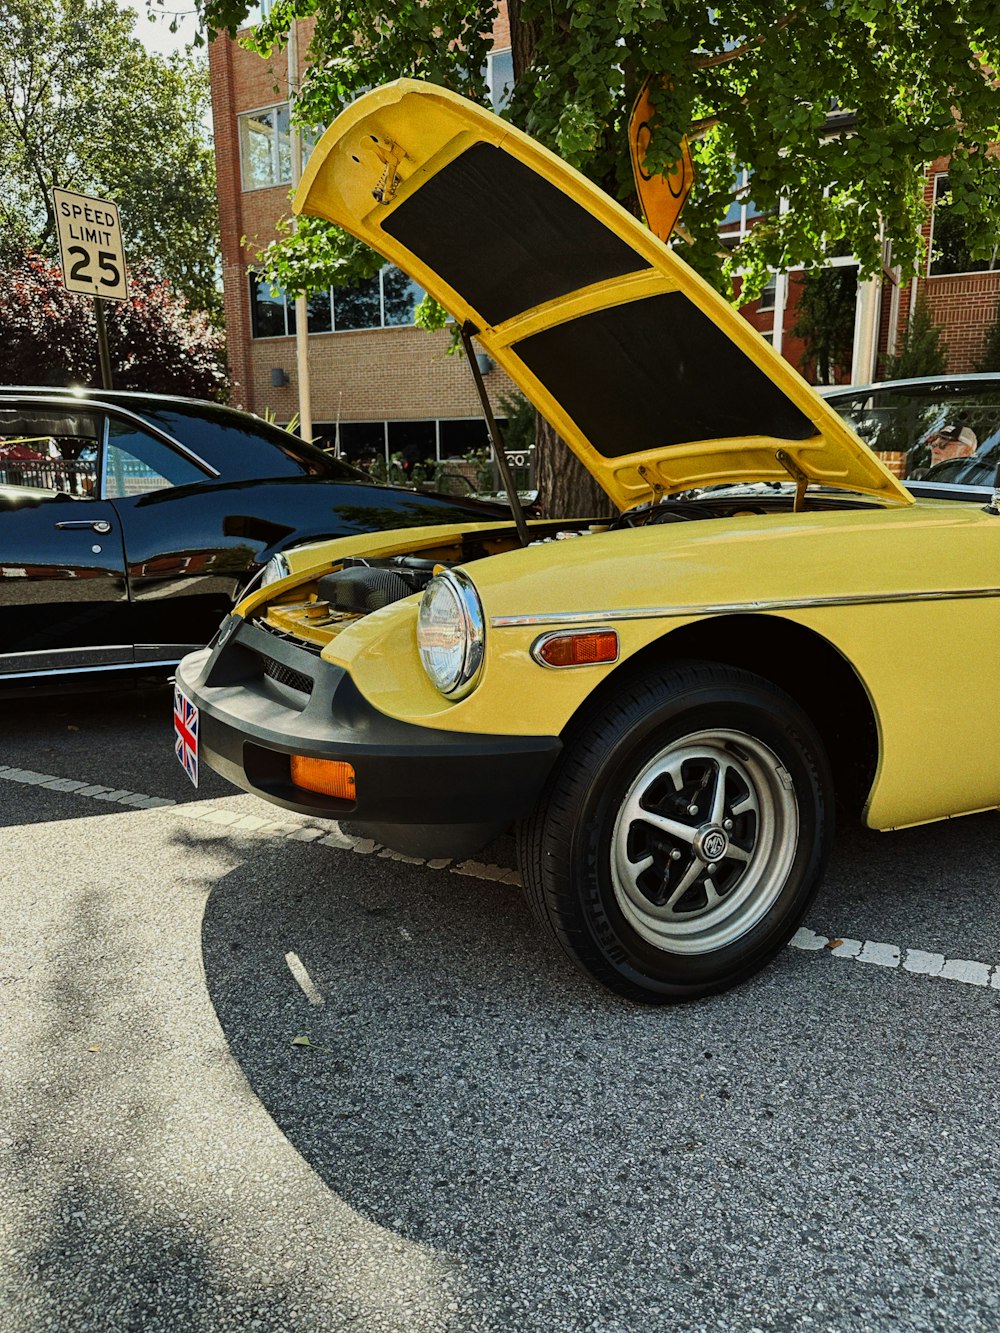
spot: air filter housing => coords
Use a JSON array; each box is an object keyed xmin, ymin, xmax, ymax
[{"xmin": 317, "ymin": 567, "xmax": 414, "ymax": 614}]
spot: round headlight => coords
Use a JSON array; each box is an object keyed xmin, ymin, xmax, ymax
[{"xmin": 417, "ymin": 570, "xmax": 485, "ymax": 699}]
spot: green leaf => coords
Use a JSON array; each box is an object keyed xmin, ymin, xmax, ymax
[{"xmin": 188, "ymin": 0, "xmax": 1000, "ymax": 307}]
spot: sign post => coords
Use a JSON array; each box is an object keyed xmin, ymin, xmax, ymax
[{"xmin": 52, "ymin": 187, "xmax": 129, "ymax": 389}]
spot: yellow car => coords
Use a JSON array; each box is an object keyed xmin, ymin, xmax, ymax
[{"xmin": 175, "ymin": 81, "xmax": 999, "ymax": 1004}]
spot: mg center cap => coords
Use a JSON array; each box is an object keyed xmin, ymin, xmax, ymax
[{"xmin": 694, "ymin": 825, "xmax": 729, "ymax": 863}]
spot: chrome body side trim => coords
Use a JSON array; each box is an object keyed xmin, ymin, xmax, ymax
[
  {"xmin": 0, "ymin": 659, "xmax": 182, "ymax": 682},
  {"xmin": 0, "ymin": 643, "xmax": 197, "ymax": 675},
  {"xmin": 491, "ymin": 586, "xmax": 1000, "ymax": 629},
  {"xmin": 134, "ymin": 643, "xmax": 202, "ymax": 662},
  {"xmin": 99, "ymin": 410, "xmax": 110, "ymax": 496},
  {"xmin": 0, "ymin": 645, "xmax": 133, "ymax": 673}
]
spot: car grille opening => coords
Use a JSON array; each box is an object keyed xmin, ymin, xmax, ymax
[
  {"xmin": 256, "ymin": 619, "xmax": 324, "ymax": 654},
  {"xmin": 262, "ymin": 655, "xmax": 314, "ymax": 696}
]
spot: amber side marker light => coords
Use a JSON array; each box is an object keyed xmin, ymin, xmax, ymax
[
  {"xmin": 533, "ymin": 629, "xmax": 619, "ymax": 668},
  {"xmin": 290, "ymin": 755, "xmax": 356, "ymax": 800}
]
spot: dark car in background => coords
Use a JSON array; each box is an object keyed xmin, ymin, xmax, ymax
[
  {"xmin": 0, "ymin": 388, "xmax": 503, "ymax": 690},
  {"xmin": 823, "ymin": 374, "xmax": 1000, "ymax": 497}
]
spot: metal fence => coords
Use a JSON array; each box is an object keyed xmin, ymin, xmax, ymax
[{"xmin": 0, "ymin": 460, "xmax": 98, "ymax": 495}]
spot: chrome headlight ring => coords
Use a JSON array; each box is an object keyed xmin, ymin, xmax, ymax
[
  {"xmin": 260, "ymin": 552, "xmax": 291, "ymax": 588},
  {"xmin": 417, "ymin": 568, "xmax": 486, "ymax": 699}
]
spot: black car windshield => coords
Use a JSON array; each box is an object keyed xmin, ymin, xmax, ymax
[
  {"xmin": 130, "ymin": 400, "xmax": 371, "ymax": 484},
  {"xmin": 826, "ymin": 382, "xmax": 1000, "ymax": 485}
]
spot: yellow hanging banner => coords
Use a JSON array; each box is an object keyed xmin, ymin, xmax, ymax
[{"xmin": 628, "ymin": 78, "xmax": 694, "ymax": 242}]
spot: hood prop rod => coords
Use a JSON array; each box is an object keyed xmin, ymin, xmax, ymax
[
  {"xmin": 460, "ymin": 321, "xmax": 531, "ymax": 548},
  {"xmin": 775, "ymin": 448, "xmax": 809, "ymax": 513}
]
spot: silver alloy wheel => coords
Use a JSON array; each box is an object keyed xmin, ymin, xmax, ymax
[{"xmin": 610, "ymin": 728, "xmax": 799, "ymax": 955}]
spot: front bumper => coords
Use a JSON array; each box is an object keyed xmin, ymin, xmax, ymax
[{"xmin": 176, "ymin": 619, "xmax": 562, "ymax": 858}]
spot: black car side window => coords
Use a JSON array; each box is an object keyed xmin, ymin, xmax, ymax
[
  {"xmin": 827, "ymin": 386, "xmax": 1000, "ymax": 486},
  {"xmin": 104, "ymin": 418, "xmax": 206, "ymax": 498},
  {"xmin": 0, "ymin": 406, "xmax": 101, "ymax": 496}
]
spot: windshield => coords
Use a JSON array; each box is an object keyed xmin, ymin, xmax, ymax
[
  {"xmin": 130, "ymin": 401, "xmax": 372, "ymax": 485},
  {"xmin": 826, "ymin": 383, "xmax": 1000, "ymax": 485}
]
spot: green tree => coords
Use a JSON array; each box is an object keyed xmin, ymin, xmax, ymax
[
  {"xmin": 0, "ymin": 0, "xmax": 221, "ymax": 320},
  {"xmin": 0, "ymin": 253, "xmax": 227, "ymax": 398},
  {"xmin": 498, "ymin": 390, "xmax": 538, "ymax": 458},
  {"xmin": 883, "ymin": 296, "xmax": 949, "ymax": 380},
  {"xmin": 194, "ymin": 0, "xmax": 1000, "ymax": 511},
  {"xmin": 199, "ymin": 0, "xmax": 1000, "ymax": 299},
  {"xmin": 975, "ymin": 306, "xmax": 1000, "ymax": 373}
]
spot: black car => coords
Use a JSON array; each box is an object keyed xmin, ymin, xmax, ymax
[
  {"xmin": 0, "ymin": 388, "xmax": 502, "ymax": 690},
  {"xmin": 823, "ymin": 373, "xmax": 1000, "ymax": 498}
]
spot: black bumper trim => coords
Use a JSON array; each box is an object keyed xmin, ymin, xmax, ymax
[{"xmin": 176, "ymin": 620, "xmax": 561, "ymax": 854}]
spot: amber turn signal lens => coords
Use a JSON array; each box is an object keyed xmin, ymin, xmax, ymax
[
  {"xmin": 535, "ymin": 629, "xmax": 619, "ymax": 667},
  {"xmin": 290, "ymin": 755, "xmax": 356, "ymax": 800}
]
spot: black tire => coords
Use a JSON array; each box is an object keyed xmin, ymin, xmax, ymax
[{"xmin": 516, "ymin": 660, "xmax": 834, "ymax": 1004}]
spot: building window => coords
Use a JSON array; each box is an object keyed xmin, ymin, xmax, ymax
[
  {"xmin": 382, "ymin": 267, "xmax": 424, "ymax": 325},
  {"xmin": 238, "ymin": 102, "xmax": 319, "ymax": 190},
  {"xmin": 249, "ymin": 266, "xmax": 425, "ymax": 338},
  {"xmin": 929, "ymin": 173, "xmax": 1000, "ymax": 276},
  {"xmin": 387, "ymin": 420, "xmax": 437, "ymax": 477},
  {"xmin": 320, "ymin": 421, "xmax": 385, "ymax": 465},
  {"xmin": 720, "ymin": 169, "xmax": 762, "ymax": 240},
  {"xmin": 486, "ymin": 47, "xmax": 514, "ymax": 111},
  {"xmin": 312, "ymin": 419, "xmax": 508, "ymax": 471},
  {"xmin": 239, "ymin": 104, "xmax": 291, "ymax": 190},
  {"xmin": 438, "ymin": 418, "xmax": 496, "ymax": 458},
  {"xmin": 250, "ymin": 277, "xmax": 295, "ymax": 338},
  {"xmin": 334, "ymin": 273, "xmax": 382, "ymax": 331},
  {"xmin": 240, "ymin": 0, "xmax": 276, "ymax": 27},
  {"xmin": 757, "ymin": 277, "xmax": 776, "ymax": 312},
  {"xmin": 305, "ymin": 288, "xmax": 332, "ymax": 334}
]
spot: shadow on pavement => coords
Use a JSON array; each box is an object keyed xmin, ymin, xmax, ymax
[
  {"xmin": 198, "ymin": 820, "xmax": 998, "ymax": 1330},
  {"xmin": 0, "ymin": 683, "xmax": 234, "ymax": 827}
]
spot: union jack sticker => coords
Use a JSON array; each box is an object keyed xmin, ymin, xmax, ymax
[{"xmin": 173, "ymin": 685, "xmax": 199, "ymax": 788}]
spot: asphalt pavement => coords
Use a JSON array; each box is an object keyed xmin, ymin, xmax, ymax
[{"xmin": 0, "ymin": 684, "xmax": 997, "ymax": 1332}]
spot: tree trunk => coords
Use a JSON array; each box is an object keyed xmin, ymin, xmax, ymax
[
  {"xmin": 507, "ymin": 0, "xmax": 537, "ymax": 80},
  {"xmin": 508, "ymin": 3, "xmax": 616, "ymax": 521},
  {"xmin": 533, "ymin": 417, "xmax": 614, "ymax": 519}
]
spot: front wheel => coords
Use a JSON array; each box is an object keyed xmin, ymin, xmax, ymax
[{"xmin": 517, "ymin": 661, "xmax": 834, "ymax": 1004}]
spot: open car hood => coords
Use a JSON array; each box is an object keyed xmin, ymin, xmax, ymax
[{"xmin": 297, "ymin": 80, "xmax": 912, "ymax": 511}]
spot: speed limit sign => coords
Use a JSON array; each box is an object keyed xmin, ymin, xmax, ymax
[{"xmin": 52, "ymin": 187, "xmax": 129, "ymax": 302}]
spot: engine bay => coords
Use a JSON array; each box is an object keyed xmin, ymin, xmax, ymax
[{"xmin": 255, "ymin": 489, "xmax": 881, "ymax": 651}]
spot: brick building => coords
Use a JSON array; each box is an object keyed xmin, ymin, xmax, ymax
[
  {"xmin": 208, "ymin": 9, "xmax": 1000, "ymax": 451},
  {"xmin": 733, "ymin": 151, "xmax": 1000, "ymax": 384},
  {"xmin": 208, "ymin": 8, "xmax": 518, "ymax": 472}
]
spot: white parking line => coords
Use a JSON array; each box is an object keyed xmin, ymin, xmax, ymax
[
  {"xmin": 0, "ymin": 765, "xmax": 175, "ymax": 808},
  {"xmin": 790, "ymin": 928, "xmax": 999, "ymax": 989},
  {"xmin": 4, "ymin": 765, "xmax": 998, "ymax": 992}
]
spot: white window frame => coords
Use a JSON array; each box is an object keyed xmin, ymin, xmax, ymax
[
  {"xmin": 240, "ymin": 0, "xmax": 276, "ymax": 28},
  {"xmin": 720, "ymin": 168, "xmax": 762, "ymax": 242},
  {"xmin": 486, "ymin": 47, "xmax": 513, "ymax": 112},
  {"xmin": 238, "ymin": 102, "xmax": 291, "ymax": 192},
  {"xmin": 249, "ymin": 266, "xmax": 424, "ymax": 339}
]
